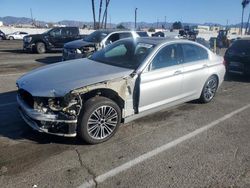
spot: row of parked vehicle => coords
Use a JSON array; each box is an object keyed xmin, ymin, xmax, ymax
[
  {"xmin": 21, "ymin": 27, "xmax": 250, "ymax": 77},
  {"xmin": 22, "ymin": 27, "xmax": 149, "ymax": 57},
  {"xmin": 0, "ymin": 30, "xmax": 28, "ymax": 40}
]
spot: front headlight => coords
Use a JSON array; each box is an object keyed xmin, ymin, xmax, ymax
[
  {"xmin": 24, "ymin": 36, "xmax": 32, "ymax": 43},
  {"xmin": 76, "ymin": 49, "xmax": 82, "ymax": 54}
]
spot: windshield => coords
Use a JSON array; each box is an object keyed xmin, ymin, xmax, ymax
[
  {"xmin": 84, "ymin": 31, "xmax": 109, "ymax": 43},
  {"xmin": 89, "ymin": 39, "xmax": 155, "ymax": 69},
  {"xmin": 42, "ymin": 28, "xmax": 52, "ymax": 34}
]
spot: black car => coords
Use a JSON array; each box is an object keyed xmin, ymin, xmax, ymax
[
  {"xmin": 23, "ymin": 27, "xmax": 85, "ymax": 54},
  {"xmin": 224, "ymin": 38, "xmax": 250, "ymax": 76},
  {"xmin": 0, "ymin": 30, "xmax": 6, "ymax": 40}
]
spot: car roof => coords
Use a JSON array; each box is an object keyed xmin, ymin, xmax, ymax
[
  {"xmin": 96, "ymin": 29, "xmax": 147, "ymax": 34},
  {"xmin": 237, "ymin": 37, "xmax": 250, "ymax": 41},
  {"xmin": 135, "ymin": 37, "xmax": 180, "ymax": 45}
]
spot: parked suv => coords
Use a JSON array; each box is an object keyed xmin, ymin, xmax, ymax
[
  {"xmin": 62, "ymin": 30, "xmax": 149, "ymax": 61},
  {"xmin": 224, "ymin": 38, "xmax": 250, "ymax": 76},
  {"xmin": 23, "ymin": 27, "xmax": 85, "ymax": 54}
]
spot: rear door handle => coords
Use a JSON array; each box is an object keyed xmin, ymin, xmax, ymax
[
  {"xmin": 174, "ymin": 70, "xmax": 182, "ymax": 75},
  {"xmin": 203, "ymin": 64, "xmax": 208, "ymax": 68}
]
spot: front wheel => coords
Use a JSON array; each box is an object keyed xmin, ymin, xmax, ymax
[
  {"xmin": 36, "ymin": 42, "xmax": 46, "ymax": 54},
  {"xmin": 9, "ymin": 36, "xmax": 14, "ymax": 40},
  {"xmin": 199, "ymin": 75, "xmax": 218, "ymax": 103},
  {"xmin": 77, "ymin": 97, "xmax": 121, "ymax": 144}
]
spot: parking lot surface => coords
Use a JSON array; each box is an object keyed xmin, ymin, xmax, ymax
[{"xmin": 0, "ymin": 40, "xmax": 250, "ymax": 188}]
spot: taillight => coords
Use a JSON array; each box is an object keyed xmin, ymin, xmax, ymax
[{"xmin": 223, "ymin": 59, "xmax": 227, "ymax": 66}]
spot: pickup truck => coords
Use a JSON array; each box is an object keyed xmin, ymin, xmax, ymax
[{"xmin": 23, "ymin": 27, "xmax": 85, "ymax": 54}]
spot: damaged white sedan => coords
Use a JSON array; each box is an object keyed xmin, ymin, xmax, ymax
[{"xmin": 17, "ymin": 38, "xmax": 225, "ymax": 144}]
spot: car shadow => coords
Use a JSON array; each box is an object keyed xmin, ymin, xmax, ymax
[
  {"xmin": 0, "ymin": 90, "xmax": 86, "ymax": 145},
  {"xmin": 0, "ymin": 49, "xmax": 26, "ymax": 53},
  {"xmin": 35, "ymin": 56, "xmax": 62, "ymax": 64},
  {"xmin": 0, "ymin": 49, "xmax": 62, "ymax": 54}
]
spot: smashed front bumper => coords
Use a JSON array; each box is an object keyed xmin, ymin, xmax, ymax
[{"xmin": 17, "ymin": 94, "xmax": 77, "ymax": 137}]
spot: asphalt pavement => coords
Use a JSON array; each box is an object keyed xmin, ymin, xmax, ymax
[{"xmin": 0, "ymin": 40, "xmax": 249, "ymax": 188}]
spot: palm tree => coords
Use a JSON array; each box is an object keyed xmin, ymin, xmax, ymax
[
  {"xmin": 245, "ymin": 12, "xmax": 250, "ymax": 34},
  {"xmin": 101, "ymin": 0, "xmax": 111, "ymax": 29},
  {"xmin": 98, "ymin": 0, "xmax": 103, "ymax": 29},
  {"xmin": 241, "ymin": 0, "xmax": 250, "ymax": 34},
  {"xmin": 91, "ymin": 0, "xmax": 96, "ymax": 29}
]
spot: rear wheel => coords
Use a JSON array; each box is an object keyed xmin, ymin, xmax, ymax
[
  {"xmin": 9, "ymin": 36, "xmax": 14, "ymax": 40},
  {"xmin": 77, "ymin": 96, "xmax": 121, "ymax": 144},
  {"xmin": 36, "ymin": 42, "xmax": 46, "ymax": 54},
  {"xmin": 199, "ymin": 75, "xmax": 218, "ymax": 103}
]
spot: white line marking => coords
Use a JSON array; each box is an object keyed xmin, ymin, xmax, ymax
[
  {"xmin": 0, "ymin": 72, "xmax": 25, "ymax": 77},
  {"xmin": 79, "ymin": 103, "xmax": 250, "ymax": 188},
  {"xmin": 0, "ymin": 102, "xmax": 16, "ymax": 108}
]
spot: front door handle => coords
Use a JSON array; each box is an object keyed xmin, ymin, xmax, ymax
[{"xmin": 203, "ymin": 64, "xmax": 208, "ymax": 68}]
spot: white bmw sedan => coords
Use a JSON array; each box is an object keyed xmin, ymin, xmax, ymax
[{"xmin": 17, "ymin": 37, "xmax": 225, "ymax": 144}]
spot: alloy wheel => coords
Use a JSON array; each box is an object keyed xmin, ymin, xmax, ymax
[
  {"xmin": 204, "ymin": 77, "xmax": 218, "ymax": 101},
  {"xmin": 87, "ymin": 105, "xmax": 118, "ymax": 140}
]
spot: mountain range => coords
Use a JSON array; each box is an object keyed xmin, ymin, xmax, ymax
[{"xmin": 0, "ymin": 16, "xmax": 244, "ymax": 29}]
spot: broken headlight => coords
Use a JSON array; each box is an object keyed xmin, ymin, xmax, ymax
[{"xmin": 34, "ymin": 94, "xmax": 82, "ymax": 118}]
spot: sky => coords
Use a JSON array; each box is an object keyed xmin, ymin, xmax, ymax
[{"xmin": 0, "ymin": 0, "xmax": 248, "ymax": 25}]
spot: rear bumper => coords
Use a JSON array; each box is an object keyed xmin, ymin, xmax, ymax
[
  {"xmin": 17, "ymin": 95, "xmax": 77, "ymax": 137},
  {"xmin": 227, "ymin": 62, "xmax": 250, "ymax": 75}
]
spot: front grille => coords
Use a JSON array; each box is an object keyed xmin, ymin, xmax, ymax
[{"xmin": 18, "ymin": 89, "xmax": 34, "ymax": 108}]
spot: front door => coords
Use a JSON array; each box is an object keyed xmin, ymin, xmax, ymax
[{"xmin": 139, "ymin": 44, "xmax": 183, "ymax": 112}]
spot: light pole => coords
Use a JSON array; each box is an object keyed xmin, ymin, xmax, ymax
[{"xmin": 135, "ymin": 8, "xmax": 138, "ymax": 29}]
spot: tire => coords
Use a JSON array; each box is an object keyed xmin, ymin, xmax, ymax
[
  {"xmin": 77, "ymin": 96, "xmax": 121, "ymax": 144},
  {"xmin": 199, "ymin": 75, "xmax": 218, "ymax": 103},
  {"xmin": 36, "ymin": 42, "xmax": 46, "ymax": 54},
  {"xmin": 0, "ymin": 36, "xmax": 3, "ymax": 41},
  {"xmin": 9, "ymin": 36, "xmax": 14, "ymax": 40}
]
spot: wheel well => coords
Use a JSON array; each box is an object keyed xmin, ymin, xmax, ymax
[
  {"xmin": 81, "ymin": 88, "xmax": 125, "ymax": 110},
  {"xmin": 35, "ymin": 41, "xmax": 47, "ymax": 48},
  {"xmin": 211, "ymin": 74, "xmax": 219, "ymax": 84}
]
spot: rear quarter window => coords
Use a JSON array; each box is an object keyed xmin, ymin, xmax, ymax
[{"xmin": 136, "ymin": 32, "xmax": 149, "ymax": 37}]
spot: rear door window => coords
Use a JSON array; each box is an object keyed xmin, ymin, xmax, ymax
[
  {"xmin": 181, "ymin": 43, "xmax": 208, "ymax": 63},
  {"xmin": 119, "ymin": 32, "xmax": 132, "ymax": 39}
]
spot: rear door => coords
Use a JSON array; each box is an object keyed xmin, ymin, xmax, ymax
[
  {"xmin": 180, "ymin": 43, "xmax": 209, "ymax": 98},
  {"xmin": 62, "ymin": 27, "xmax": 79, "ymax": 44},
  {"xmin": 49, "ymin": 28, "xmax": 64, "ymax": 47},
  {"xmin": 139, "ymin": 44, "xmax": 183, "ymax": 112}
]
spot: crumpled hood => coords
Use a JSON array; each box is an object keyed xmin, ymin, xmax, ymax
[
  {"xmin": 17, "ymin": 58, "xmax": 134, "ymax": 97},
  {"xmin": 64, "ymin": 39, "xmax": 95, "ymax": 49}
]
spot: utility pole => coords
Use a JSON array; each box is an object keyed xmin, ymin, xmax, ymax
[
  {"xmin": 109, "ymin": 14, "xmax": 111, "ymax": 29},
  {"xmin": 164, "ymin": 16, "xmax": 166, "ymax": 30},
  {"xmin": 30, "ymin": 8, "xmax": 34, "ymax": 25},
  {"xmin": 135, "ymin": 8, "xmax": 138, "ymax": 29}
]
